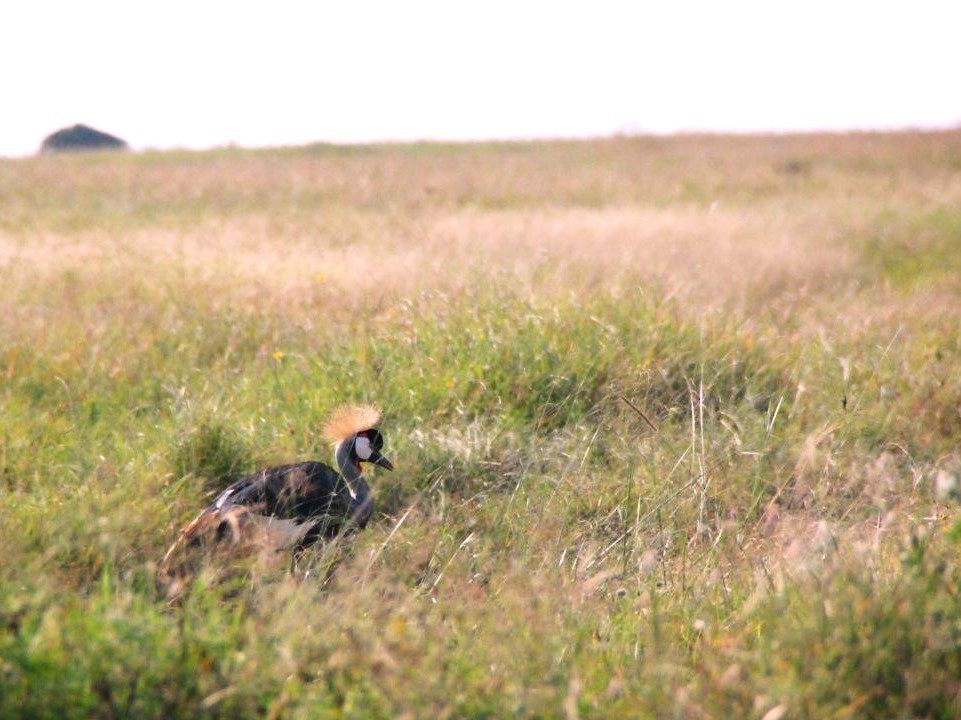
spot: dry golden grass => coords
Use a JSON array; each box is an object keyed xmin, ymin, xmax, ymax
[{"xmin": 3, "ymin": 131, "xmax": 959, "ymax": 323}]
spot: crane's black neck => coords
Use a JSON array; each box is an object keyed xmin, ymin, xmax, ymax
[{"xmin": 335, "ymin": 439, "xmax": 370, "ymax": 503}]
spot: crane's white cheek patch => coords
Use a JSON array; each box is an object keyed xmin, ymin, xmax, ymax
[{"xmin": 355, "ymin": 436, "xmax": 372, "ymax": 460}]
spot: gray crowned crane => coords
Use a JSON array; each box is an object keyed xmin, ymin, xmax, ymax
[{"xmin": 162, "ymin": 404, "xmax": 392, "ymax": 566}]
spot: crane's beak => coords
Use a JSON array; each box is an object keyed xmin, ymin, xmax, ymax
[{"xmin": 369, "ymin": 449, "xmax": 393, "ymax": 471}]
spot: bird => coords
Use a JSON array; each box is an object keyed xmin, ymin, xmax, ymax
[{"xmin": 161, "ymin": 404, "xmax": 393, "ymax": 567}]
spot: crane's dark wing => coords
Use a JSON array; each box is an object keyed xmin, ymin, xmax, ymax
[
  {"xmin": 163, "ymin": 462, "xmax": 358, "ymax": 565},
  {"xmin": 211, "ymin": 461, "xmax": 352, "ymax": 519}
]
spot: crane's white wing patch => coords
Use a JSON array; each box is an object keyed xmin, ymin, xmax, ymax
[
  {"xmin": 248, "ymin": 515, "xmax": 315, "ymax": 549},
  {"xmin": 214, "ymin": 488, "xmax": 234, "ymax": 510}
]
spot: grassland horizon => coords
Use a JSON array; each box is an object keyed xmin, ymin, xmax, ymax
[{"xmin": 2, "ymin": 130, "xmax": 961, "ymax": 718}]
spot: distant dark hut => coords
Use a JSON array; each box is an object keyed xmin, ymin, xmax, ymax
[{"xmin": 39, "ymin": 124, "xmax": 129, "ymax": 154}]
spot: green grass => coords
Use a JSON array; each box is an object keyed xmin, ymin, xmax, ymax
[
  {"xmin": 863, "ymin": 205, "xmax": 961, "ymax": 288},
  {"xmin": 2, "ymin": 131, "xmax": 961, "ymax": 718}
]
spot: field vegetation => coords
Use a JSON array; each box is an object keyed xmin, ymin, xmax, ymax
[{"xmin": 2, "ymin": 131, "xmax": 961, "ymax": 718}]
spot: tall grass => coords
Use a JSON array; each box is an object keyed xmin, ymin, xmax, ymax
[{"xmin": 2, "ymin": 131, "xmax": 961, "ymax": 718}]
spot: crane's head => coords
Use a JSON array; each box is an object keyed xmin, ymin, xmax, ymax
[
  {"xmin": 351, "ymin": 427, "xmax": 393, "ymax": 471},
  {"xmin": 323, "ymin": 404, "xmax": 393, "ymax": 474}
]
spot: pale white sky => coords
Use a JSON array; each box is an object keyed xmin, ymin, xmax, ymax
[{"xmin": 1, "ymin": 1, "xmax": 959, "ymax": 156}]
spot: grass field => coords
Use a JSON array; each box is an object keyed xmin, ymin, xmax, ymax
[{"xmin": 2, "ymin": 131, "xmax": 961, "ymax": 718}]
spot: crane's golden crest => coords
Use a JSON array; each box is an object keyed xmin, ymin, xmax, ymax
[{"xmin": 322, "ymin": 404, "xmax": 384, "ymax": 443}]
